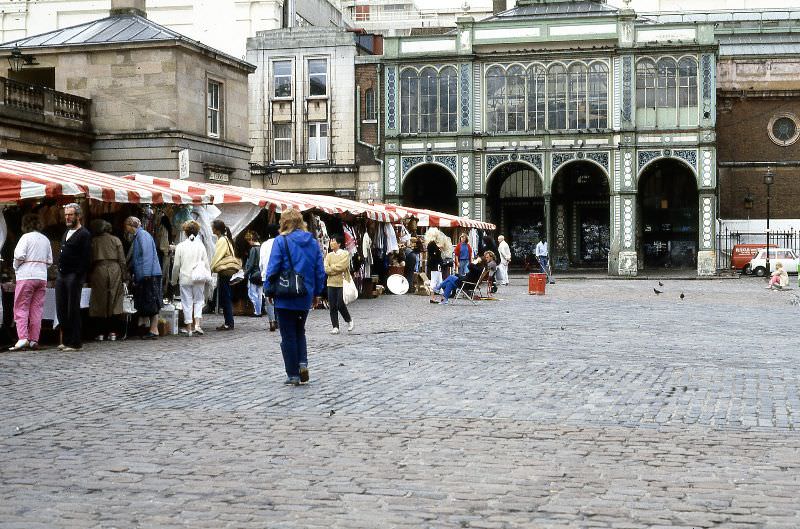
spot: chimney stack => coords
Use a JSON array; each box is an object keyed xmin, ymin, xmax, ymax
[
  {"xmin": 492, "ymin": 0, "xmax": 507, "ymax": 14},
  {"xmin": 110, "ymin": 0, "xmax": 147, "ymax": 17}
]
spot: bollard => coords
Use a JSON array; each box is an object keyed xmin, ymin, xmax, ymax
[{"xmin": 528, "ymin": 273, "xmax": 546, "ymax": 295}]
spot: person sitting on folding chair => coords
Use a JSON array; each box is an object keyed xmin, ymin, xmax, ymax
[{"xmin": 437, "ymin": 256, "xmax": 485, "ymax": 305}]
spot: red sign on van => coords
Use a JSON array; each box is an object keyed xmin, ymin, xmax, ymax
[{"xmin": 731, "ymin": 243, "xmax": 777, "ymax": 270}]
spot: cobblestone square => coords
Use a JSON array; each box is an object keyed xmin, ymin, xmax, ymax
[{"xmin": 1, "ymin": 277, "xmax": 799, "ymax": 528}]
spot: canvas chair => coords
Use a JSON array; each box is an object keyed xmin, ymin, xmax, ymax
[{"xmin": 453, "ymin": 268, "xmax": 489, "ymax": 305}]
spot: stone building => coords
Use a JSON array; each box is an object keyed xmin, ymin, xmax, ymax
[
  {"xmin": 382, "ymin": 0, "xmax": 719, "ymax": 276},
  {"xmin": 247, "ymin": 26, "xmax": 382, "ymax": 198},
  {"xmin": 0, "ymin": 0, "xmax": 256, "ymax": 185},
  {"xmin": 0, "ymin": 0, "xmax": 349, "ymax": 59}
]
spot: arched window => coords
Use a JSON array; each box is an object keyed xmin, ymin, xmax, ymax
[
  {"xmin": 400, "ymin": 69, "xmax": 419, "ymax": 133},
  {"xmin": 548, "ymin": 64, "xmax": 567, "ymax": 130},
  {"xmin": 507, "ymin": 65, "xmax": 526, "ymax": 132},
  {"xmin": 635, "ymin": 57, "xmax": 698, "ymax": 128},
  {"xmin": 678, "ymin": 57, "xmax": 698, "ymax": 126},
  {"xmin": 587, "ymin": 63, "xmax": 608, "ymax": 128},
  {"xmin": 567, "ymin": 63, "xmax": 587, "ymax": 129},
  {"xmin": 400, "ymin": 66, "xmax": 460, "ymax": 133},
  {"xmin": 364, "ymin": 87, "xmax": 376, "ymax": 121},
  {"xmin": 439, "ymin": 66, "xmax": 458, "ymax": 132},
  {"xmin": 419, "ymin": 67, "xmax": 438, "ymax": 132},
  {"xmin": 486, "ymin": 66, "xmax": 506, "ymax": 133},
  {"xmin": 527, "ymin": 64, "xmax": 546, "ymax": 131}
]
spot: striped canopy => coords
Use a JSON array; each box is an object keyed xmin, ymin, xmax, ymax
[
  {"xmin": 376, "ymin": 204, "xmax": 496, "ymax": 230},
  {"xmin": 0, "ymin": 161, "xmax": 209, "ymax": 204},
  {"xmin": 124, "ymin": 174, "xmax": 403, "ymax": 223}
]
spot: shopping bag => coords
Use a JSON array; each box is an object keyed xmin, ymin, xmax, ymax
[
  {"xmin": 122, "ymin": 284, "xmax": 137, "ymax": 314},
  {"xmin": 343, "ymin": 277, "xmax": 358, "ymax": 305},
  {"xmin": 229, "ymin": 269, "xmax": 246, "ymax": 286},
  {"xmin": 191, "ymin": 261, "xmax": 212, "ymax": 284}
]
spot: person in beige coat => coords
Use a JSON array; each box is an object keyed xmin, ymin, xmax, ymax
[
  {"xmin": 323, "ymin": 234, "xmax": 353, "ymax": 334},
  {"xmin": 88, "ymin": 219, "xmax": 126, "ymax": 341},
  {"xmin": 172, "ymin": 220, "xmax": 211, "ymax": 336}
]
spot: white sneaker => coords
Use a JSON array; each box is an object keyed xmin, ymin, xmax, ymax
[
  {"xmin": 330, "ymin": 327, "xmax": 340, "ymax": 334},
  {"xmin": 347, "ymin": 321, "xmax": 355, "ymax": 332}
]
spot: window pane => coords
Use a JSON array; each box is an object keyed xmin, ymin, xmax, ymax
[
  {"xmin": 588, "ymin": 63, "xmax": 608, "ymax": 128},
  {"xmin": 274, "ymin": 60, "xmax": 292, "ymax": 97},
  {"xmin": 439, "ymin": 67, "xmax": 457, "ymax": 132},
  {"xmin": 309, "ymin": 59, "xmax": 327, "ymax": 96},
  {"xmin": 507, "ymin": 65, "xmax": 525, "ymax": 132},
  {"xmin": 401, "ymin": 69, "xmax": 418, "ymax": 133},
  {"xmin": 567, "ymin": 63, "xmax": 587, "ymax": 129},
  {"xmin": 309, "ymin": 59, "xmax": 327, "ymax": 75},
  {"xmin": 274, "ymin": 123, "xmax": 291, "ymax": 161},
  {"xmin": 527, "ymin": 65, "xmax": 545, "ymax": 131},
  {"xmin": 419, "ymin": 68, "xmax": 437, "ymax": 132},
  {"xmin": 548, "ymin": 64, "xmax": 567, "ymax": 130},
  {"xmin": 364, "ymin": 88, "xmax": 375, "ymax": 119},
  {"xmin": 208, "ymin": 81, "xmax": 220, "ymax": 137},
  {"xmin": 486, "ymin": 66, "xmax": 506, "ymax": 133}
]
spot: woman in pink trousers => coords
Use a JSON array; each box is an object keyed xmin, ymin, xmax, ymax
[{"xmin": 11, "ymin": 214, "xmax": 53, "ymax": 351}]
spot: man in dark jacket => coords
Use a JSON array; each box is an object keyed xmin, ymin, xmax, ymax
[{"xmin": 56, "ymin": 203, "xmax": 92, "ymax": 351}]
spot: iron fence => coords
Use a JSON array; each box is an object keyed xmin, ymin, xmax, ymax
[{"xmin": 716, "ymin": 228, "xmax": 800, "ymax": 270}]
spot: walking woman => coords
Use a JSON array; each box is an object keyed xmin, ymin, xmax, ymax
[
  {"xmin": 125, "ymin": 216, "xmax": 162, "ymax": 340},
  {"xmin": 210, "ymin": 219, "xmax": 240, "ymax": 331},
  {"xmin": 265, "ymin": 208, "xmax": 326, "ymax": 386},
  {"xmin": 425, "ymin": 229, "xmax": 444, "ymax": 303},
  {"xmin": 324, "ymin": 234, "xmax": 353, "ymax": 334},
  {"xmin": 244, "ymin": 230, "xmax": 263, "ymax": 317},
  {"xmin": 172, "ymin": 220, "xmax": 210, "ymax": 336},
  {"xmin": 10, "ymin": 214, "xmax": 52, "ymax": 351},
  {"xmin": 88, "ymin": 219, "xmax": 126, "ymax": 341},
  {"xmin": 259, "ymin": 225, "xmax": 279, "ymax": 332}
]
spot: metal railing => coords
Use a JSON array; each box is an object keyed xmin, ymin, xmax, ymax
[
  {"xmin": 0, "ymin": 77, "xmax": 90, "ymax": 124},
  {"xmin": 716, "ymin": 228, "xmax": 800, "ymax": 270}
]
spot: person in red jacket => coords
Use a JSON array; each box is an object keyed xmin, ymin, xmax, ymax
[{"xmin": 454, "ymin": 234, "xmax": 472, "ymax": 277}]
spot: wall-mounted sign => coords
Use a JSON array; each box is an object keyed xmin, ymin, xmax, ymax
[
  {"xmin": 178, "ymin": 149, "xmax": 190, "ymax": 180},
  {"xmin": 206, "ymin": 170, "xmax": 230, "ymax": 183}
]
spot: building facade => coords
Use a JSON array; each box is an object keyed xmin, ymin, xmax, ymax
[
  {"xmin": 0, "ymin": 0, "xmax": 256, "ymax": 185},
  {"xmin": 247, "ymin": 26, "xmax": 382, "ymax": 198},
  {"xmin": 382, "ymin": 0, "xmax": 718, "ymax": 276},
  {"xmin": 0, "ymin": 0, "xmax": 349, "ymax": 60}
]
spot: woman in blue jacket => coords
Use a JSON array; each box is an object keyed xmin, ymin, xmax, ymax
[
  {"xmin": 125, "ymin": 216, "xmax": 163, "ymax": 339},
  {"xmin": 265, "ymin": 208, "xmax": 326, "ymax": 386}
]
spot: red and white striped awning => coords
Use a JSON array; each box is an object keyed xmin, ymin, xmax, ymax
[
  {"xmin": 376, "ymin": 203, "xmax": 496, "ymax": 230},
  {"xmin": 124, "ymin": 174, "xmax": 404, "ymax": 223},
  {"xmin": 0, "ymin": 161, "xmax": 209, "ymax": 204}
]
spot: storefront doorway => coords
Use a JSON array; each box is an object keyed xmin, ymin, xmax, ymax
[
  {"xmin": 638, "ymin": 159, "xmax": 698, "ymax": 269},
  {"xmin": 402, "ymin": 163, "xmax": 458, "ymax": 215},
  {"xmin": 551, "ymin": 161, "xmax": 610, "ymax": 269},
  {"xmin": 486, "ymin": 162, "xmax": 544, "ymax": 269}
]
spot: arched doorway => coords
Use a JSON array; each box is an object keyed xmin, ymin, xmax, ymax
[
  {"xmin": 638, "ymin": 159, "xmax": 698, "ymax": 269},
  {"xmin": 551, "ymin": 161, "xmax": 610, "ymax": 268},
  {"xmin": 402, "ymin": 163, "xmax": 458, "ymax": 215},
  {"xmin": 486, "ymin": 162, "xmax": 544, "ymax": 268}
]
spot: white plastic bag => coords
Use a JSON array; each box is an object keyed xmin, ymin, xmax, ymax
[
  {"xmin": 191, "ymin": 260, "xmax": 212, "ymax": 284},
  {"xmin": 343, "ymin": 277, "xmax": 358, "ymax": 305}
]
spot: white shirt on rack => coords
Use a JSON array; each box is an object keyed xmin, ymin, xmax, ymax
[{"xmin": 13, "ymin": 231, "xmax": 53, "ymax": 281}]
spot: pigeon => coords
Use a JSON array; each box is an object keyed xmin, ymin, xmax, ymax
[
  {"xmin": 329, "ymin": 410, "xmax": 336, "ymax": 417},
  {"xmin": 653, "ymin": 288, "xmax": 663, "ymax": 295},
  {"xmin": 680, "ymin": 292, "xmax": 685, "ymax": 300},
  {"xmin": 658, "ymin": 281, "xmax": 664, "ymax": 287}
]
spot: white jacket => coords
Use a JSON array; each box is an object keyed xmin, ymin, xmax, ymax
[
  {"xmin": 171, "ymin": 236, "xmax": 209, "ymax": 285},
  {"xmin": 260, "ymin": 238, "xmax": 275, "ymax": 282},
  {"xmin": 14, "ymin": 231, "xmax": 53, "ymax": 281}
]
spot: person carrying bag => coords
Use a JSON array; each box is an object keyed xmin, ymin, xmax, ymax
[
  {"xmin": 210, "ymin": 219, "xmax": 240, "ymax": 331},
  {"xmin": 265, "ymin": 208, "xmax": 326, "ymax": 386}
]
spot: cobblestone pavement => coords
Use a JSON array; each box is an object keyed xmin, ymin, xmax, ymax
[{"xmin": 1, "ymin": 277, "xmax": 799, "ymax": 528}]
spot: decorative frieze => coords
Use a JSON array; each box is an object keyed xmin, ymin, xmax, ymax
[
  {"xmin": 386, "ymin": 158, "xmax": 399, "ymax": 194},
  {"xmin": 486, "ymin": 154, "xmax": 508, "ymax": 173},
  {"xmin": 460, "ymin": 63, "xmax": 471, "ymax": 128},
  {"xmin": 434, "ymin": 155, "xmax": 457, "ymax": 175},
  {"xmin": 520, "ymin": 153, "xmax": 543, "ymax": 172},
  {"xmin": 386, "ymin": 67, "xmax": 397, "ymax": 130},
  {"xmin": 401, "ymin": 155, "xmax": 424, "ymax": 175},
  {"xmin": 552, "ymin": 152, "xmax": 576, "ymax": 173},
  {"xmin": 673, "ymin": 149, "xmax": 697, "ymax": 170},
  {"xmin": 637, "ymin": 149, "xmax": 660, "ymax": 171},
  {"xmin": 621, "ymin": 56, "xmax": 633, "ymax": 124},
  {"xmin": 586, "ymin": 151, "xmax": 610, "ymax": 173}
]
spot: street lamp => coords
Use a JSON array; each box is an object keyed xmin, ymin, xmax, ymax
[
  {"xmin": 7, "ymin": 46, "xmax": 38, "ymax": 72},
  {"xmin": 249, "ymin": 161, "xmax": 281, "ymax": 186},
  {"xmin": 764, "ymin": 167, "xmax": 774, "ymax": 276}
]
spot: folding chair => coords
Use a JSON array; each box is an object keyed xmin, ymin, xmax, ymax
[{"xmin": 453, "ymin": 268, "xmax": 488, "ymax": 305}]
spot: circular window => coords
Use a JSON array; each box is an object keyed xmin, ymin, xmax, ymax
[{"xmin": 768, "ymin": 113, "xmax": 800, "ymax": 146}]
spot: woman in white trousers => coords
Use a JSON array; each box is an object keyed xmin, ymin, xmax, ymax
[{"xmin": 171, "ymin": 220, "xmax": 211, "ymax": 336}]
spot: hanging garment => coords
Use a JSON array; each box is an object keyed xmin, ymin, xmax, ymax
[
  {"xmin": 384, "ymin": 223, "xmax": 399, "ymax": 254},
  {"xmin": 469, "ymin": 228, "xmax": 479, "ymax": 258},
  {"xmin": 362, "ymin": 231, "xmax": 372, "ymax": 278}
]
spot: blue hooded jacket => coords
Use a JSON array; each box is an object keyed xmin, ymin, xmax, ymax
[
  {"xmin": 131, "ymin": 227, "xmax": 162, "ymax": 282},
  {"xmin": 265, "ymin": 230, "xmax": 326, "ymax": 311}
]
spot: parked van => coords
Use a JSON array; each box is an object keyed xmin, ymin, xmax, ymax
[{"xmin": 731, "ymin": 244, "xmax": 777, "ymax": 274}]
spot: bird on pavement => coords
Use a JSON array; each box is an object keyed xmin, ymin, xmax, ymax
[
  {"xmin": 654, "ymin": 288, "xmax": 663, "ymax": 295},
  {"xmin": 658, "ymin": 281, "xmax": 664, "ymax": 287},
  {"xmin": 680, "ymin": 292, "xmax": 685, "ymax": 300},
  {"xmin": 329, "ymin": 410, "xmax": 336, "ymax": 417}
]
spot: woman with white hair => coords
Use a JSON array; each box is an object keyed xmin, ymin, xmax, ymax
[
  {"xmin": 172, "ymin": 220, "xmax": 210, "ymax": 336},
  {"xmin": 10, "ymin": 214, "xmax": 52, "ymax": 351}
]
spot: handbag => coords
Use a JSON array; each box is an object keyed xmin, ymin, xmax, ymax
[
  {"xmin": 212, "ymin": 238, "xmax": 242, "ymax": 276},
  {"xmin": 267, "ymin": 236, "xmax": 307, "ymax": 299},
  {"xmin": 342, "ymin": 276, "xmax": 358, "ymax": 305},
  {"xmin": 191, "ymin": 260, "xmax": 212, "ymax": 284},
  {"xmin": 122, "ymin": 284, "xmax": 137, "ymax": 314},
  {"xmin": 229, "ymin": 269, "xmax": 246, "ymax": 286}
]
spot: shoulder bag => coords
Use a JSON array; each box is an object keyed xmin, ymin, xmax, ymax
[
  {"xmin": 267, "ymin": 236, "xmax": 307, "ymax": 299},
  {"xmin": 122, "ymin": 283, "xmax": 137, "ymax": 315},
  {"xmin": 213, "ymin": 238, "xmax": 242, "ymax": 276},
  {"xmin": 191, "ymin": 259, "xmax": 212, "ymax": 284}
]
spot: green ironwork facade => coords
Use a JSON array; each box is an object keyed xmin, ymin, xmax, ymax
[{"xmin": 382, "ymin": 0, "xmax": 718, "ymax": 276}]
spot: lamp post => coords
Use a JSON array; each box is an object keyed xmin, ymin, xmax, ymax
[
  {"xmin": 764, "ymin": 167, "xmax": 774, "ymax": 276},
  {"xmin": 7, "ymin": 46, "xmax": 38, "ymax": 72},
  {"xmin": 249, "ymin": 162, "xmax": 281, "ymax": 186}
]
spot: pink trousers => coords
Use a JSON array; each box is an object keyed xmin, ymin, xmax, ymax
[{"xmin": 14, "ymin": 279, "xmax": 47, "ymax": 342}]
